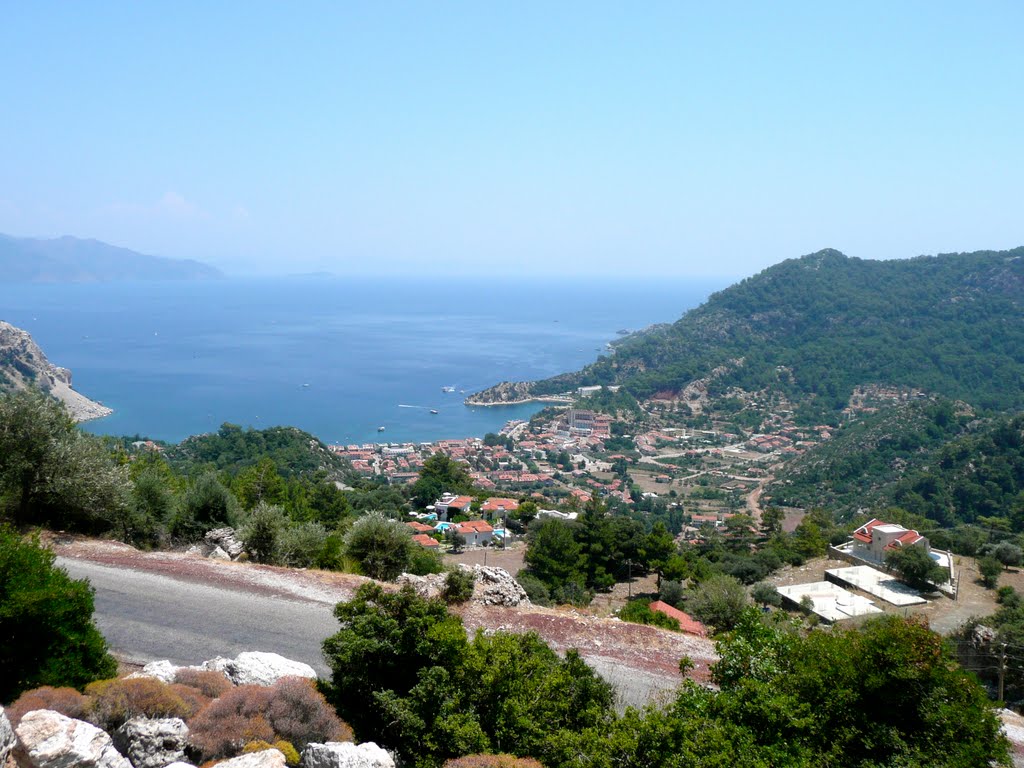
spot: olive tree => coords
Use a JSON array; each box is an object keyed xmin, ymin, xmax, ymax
[{"xmin": 344, "ymin": 511, "xmax": 412, "ymax": 581}]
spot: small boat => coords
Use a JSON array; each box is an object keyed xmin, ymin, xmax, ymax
[
  {"xmin": 430, "ymin": 409, "xmax": 439, "ymax": 415},
  {"xmin": 377, "ymin": 426, "xmax": 386, "ymax": 432},
  {"xmin": 441, "ymin": 386, "xmax": 456, "ymax": 393},
  {"xmin": 302, "ymin": 383, "xmax": 310, "ymax": 388}
]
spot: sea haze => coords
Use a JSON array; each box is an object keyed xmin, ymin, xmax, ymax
[{"xmin": 0, "ymin": 276, "xmax": 723, "ymax": 444}]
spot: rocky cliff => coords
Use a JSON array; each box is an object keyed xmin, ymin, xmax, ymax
[{"xmin": 0, "ymin": 321, "xmax": 111, "ymax": 422}]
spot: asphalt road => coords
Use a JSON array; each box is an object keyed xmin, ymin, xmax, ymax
[{"xmin": 57, "ymin": 557, "xmax": 338, "ymax": 676}]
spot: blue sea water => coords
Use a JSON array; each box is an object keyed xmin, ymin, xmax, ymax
[{"xmin": 0, "ymin": 277, "xmax": 723, "ymax": 445}]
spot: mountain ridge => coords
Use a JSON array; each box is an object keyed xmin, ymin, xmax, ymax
[{"xmin": 0, "ymin": 233, "xmax": 223, "ymax": 282}]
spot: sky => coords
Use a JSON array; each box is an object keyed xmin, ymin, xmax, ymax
[{"xmin": 1, "ymin": 2, "xmax": 1022, "ymax": 278}]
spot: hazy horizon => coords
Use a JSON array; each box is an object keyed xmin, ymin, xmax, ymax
[{"xmin": 2, "ymin": 3, "xmax": 1021, "ymax": 278}]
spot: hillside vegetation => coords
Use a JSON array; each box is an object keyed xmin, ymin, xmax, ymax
[{"xmin": 526, "ymin": 248, "xmax": 1024, "ymax": 422}]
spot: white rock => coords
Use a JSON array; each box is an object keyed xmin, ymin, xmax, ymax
[
  {"xmin": 208, "ymin": 546, "xmax": 231, "ymax": 561},
  {"xmin": 111, "ymin": 718, "xmax": 188, "ymax": 768},
  {"xmin": 127, "ymin": 661, "xmax": 180, "ymax": 684},
  {"xmin": 214, "ymin": 750, "xmax": 285, "ymax": 768},
  {"xmin": 204, "ymin": 528, "xmax": 244, "ymax": 559},
  {"xmin": 1, "ymin": 706, "xmax": 15, "ymax": 766},
  {"xmin": 202, "ymin": 651, "xmax": 316, "ymax": 686},
  {"xmin": 470, "ymin": 565, "xmax": 530, "ymax": 607},
  {"xmin": 15, "ymin": 710, "xmax": 132, "ymax": 768},
  {"xmin": 162, "ymin": 763, "xmax": 195, "ymax": 768},
  {"xmin": 302, "ymin": 742, "xmax": 394, "ymax": 768}
]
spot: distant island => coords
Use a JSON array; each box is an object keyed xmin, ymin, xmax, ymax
[{"xmin": 0, "ymin": 233, "xmax": 223, "ymax": 283}]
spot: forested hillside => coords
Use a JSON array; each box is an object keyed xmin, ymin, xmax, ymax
[
  {"xmin": 528, "ymin": 248, "xmax": 1024, "ymax": 422},
  {"xmin": 770, "ymin": 402, "xmax": 1024, "ymax": 530}
]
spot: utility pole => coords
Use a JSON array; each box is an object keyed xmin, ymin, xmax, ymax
[
  {"xmin": 999, "ymin": 643, "xmax": 1008, "ymax": 703},
  {"xmin": 627, "ymin": 559, "xmax": 633, "ymax": 599}
]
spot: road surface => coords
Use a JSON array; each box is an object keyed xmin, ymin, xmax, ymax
[{"xmin": 57, "ymin": 557, "xmax": 339, "ymax": 676}]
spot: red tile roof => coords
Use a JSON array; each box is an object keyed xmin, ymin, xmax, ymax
[
  {"xmin": 456, "ymin": 519, "xmax": 494, "ymax": 533},
  {"xmin": 411, "ymin": 534, "xmax": 439, "ymax": 548},
  {"xmin": 649, "ymin": 601, "xmax": 708, "ymax": 637},
  {"xmin": 481, "ymin": 497, "xmax": 519, "ymax": 512},
  {"xmin": 406, "ymin": 521, "xmax": 434, "ymax": 533}
]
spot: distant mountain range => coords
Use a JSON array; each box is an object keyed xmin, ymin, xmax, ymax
[
  {"xmin": 473, "ymin": 247, "xmax": 1024, "ymax": 421},
  {"xmin": 0, "ymin": 234, "xmax": 223, "ymax": 282}
]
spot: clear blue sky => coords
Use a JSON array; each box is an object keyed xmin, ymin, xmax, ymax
[{"xmin": 1, "ymin": 2, "xmax": 1021, "ymax": 278}]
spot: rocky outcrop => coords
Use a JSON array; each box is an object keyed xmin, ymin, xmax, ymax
[
  {"xmin": 469, "ymin": 565, "xmax": 530, "ymax": 607},
  {"xmin": 111, "ymin": 718, "xmax": 188, "ymax": 768},
  {"xmin": 210, "ymin": 750, "xmax": 285, "ymax": 768},
  {"xmin": 0, "ymin": 321, "xmax": 111, "ymax": 422},
  {"xmin": 301, "ymin": 742, "xmax": 394, "ymax": 768},
  {"xmin": 203, "ymin": 652, "xmax": 316, "ymax": 686},
  {"xmin": 203, "ymin": 529, "xmax": 244, "ymax": 560},
  {"xmin": 395, "ymin": 573, "xmax": 447, "ymax": 600},
  {"xmin": 1, "ymin": 706, "xmax": 15, "ymax": 766},
  {"xmin": 127, "ymin": 661, "xmax": 180, "ymax": 684},
  {"xmin": 14, "ymin": 710, "xmax": 132, "ymax": 768}
]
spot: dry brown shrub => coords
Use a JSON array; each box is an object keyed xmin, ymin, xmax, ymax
[
  {"xmin": 84, "ymin": 677, "xmax": 191, "ymax": 730},
  {"xmin": 262, "ymin": 677, "xmax": 352, "ymax": 748},
  {"xmin": 167, "ymin": 683, "xmax": 211, "ymax": 718},
  {"xmin": 443, "ymin": 757, "xmax": 545, "ymax": 768},
  {"xmin": 174, "ymin": 668, "xmax": 234, "ymax": 699},
  {"xmin": 5, "ymin": 686, "xmax": 90, "ymax": 726},
  {"xmin": 188, "ymin": 685, "xmax": 274, "ymax": 760}
]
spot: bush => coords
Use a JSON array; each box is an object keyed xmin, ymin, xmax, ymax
[
  {"xmin": 686, "ymin": 574, "xmax": 748, "ymax": 632},
  {"xmin": 979, "ymin": 555, "xmax": 1003, "ymax": 589},
  {"xmin": 0, "ymin": 526, "xmax": 117, "ymax": 702},
  {"xmin": 515, "ymin": 572, "xmax": 551, "ymax": 606},
  {"xmin": 239, "ymin": 502, "xmax": 288, "ymax": 564},
  {"xmin": 442, "ymin": 569, "xmax": 476, "ymax": 604},
  {"xmin": 443, "ymin": 757, "xmax": 544, "ymax": 768},
  {"xmin": 5, "ymin": 686, "xmax": 89, "ymax": 725},
  {"xmin": 997, "ymin": 586, "xmax": 1022, "ymax": 609},
  {"xmin": 261, "ymin": 677, "xmax": 351, "ymax": 749},
  {"xmin": 750, "ymin": 581, "xmax": 783, "ymax": 608},
  {"xmin": 174, "ymin": 668, "xmax": 234, "ymax": 699},
  {"xmin": 408, "ymin": 545, "xmax": 445, "ymax": 576},
  {"xmin": 85, "ymin": 677, "xmax": 192, "ymax": 730},
  {"xmin": 274, "ymin": 741, "xmax": 300, "ymax": 767},
  {"xmin": 187, "ymin": 685, "xmax": 274, "ymax": 760},
  {"xmin": 344, "ymin": 511, "xmax": 412, "ymax": 581},
  {"xmin": 278, "ymin": 522, "xmax": 330, "ymax": 569},
  {"xmin": 171, "ymin": 473, "xmax": 240, "ymax": 541},
  {"xmin": 188, "ymin": 677, "xmax": 350, "ymax": 761},
  {"xmin": 167, "ymin": 683, "xmax": 212, "ymax": 718},
  {"xmin": 659, "ymin": 579, "xmax": 685, "ymax": 607},
  {"xmin": 618, "ymin": 600, "xmax": 680, "ymax": 631}
]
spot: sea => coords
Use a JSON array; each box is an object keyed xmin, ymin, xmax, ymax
[{"xmin": 0, "ymin": 276, "xmax": 724, "ymax": 445}]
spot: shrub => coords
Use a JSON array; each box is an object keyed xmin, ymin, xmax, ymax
[
  {"xmin": 242, "ymin": 740, "xmax": 276, "ymax": 754},
  {"xmin": 344, "ymin": 511, "xmax": 413, "ymax": 581},
  {"xmin": 239, "ymin": 502, "xmax": 288, "ymax": 564},
  {"xmin": 174, "ymin": 668, "xmax": 234, "ymax": 699},
  {"xmin": 262, "ymin": 677, "xmax": 352, "ymax": 749},
  {"xmin": 618, "ymin": 600, "xmax": 680, "ymax": 631},
  {"xmin": 5, "ymin": 686, "xmax": 89, "ymax": 725},
  {"xmin": 189, "ymin": 677, "xmax": 350, "ymax": 761},
  {"xmin": 659, "ymin": 579, "xmax": 685, "ymax": 607},
  {"xmin": 443, "ymin": 756, "xmax": 544, "ymax": 768},
  {"xmin": 278, "ymin": 522, "xmax": 329, "ymax": 569},
  {"xmin": 997, "ymin": 586, "xmax": 1022, "ymax": 609},
  {"xmin": 274, "ymin": 741, "xmax": 300, "ymax": 766},
  {"xmin": 442, "ymin": 569, "xmax": 476, "ymax": 604},
  {"xmin": 686, "ymin": 574, "xmax": 748, "ymax": 632},
  {"xmin": 515, "ymin": 572, "xmax": 551, "ymax": 606},
  {"xmin": 167, "ymin": 683, "xmax": 211, "ymax": 718},
  {"xmin": 0, "ymin": 526, "xmax": 117, "ymax": 702},
  {"xmin": 979, "ymin": 555, "xmax": 1003, "ymax": 589},
  {"xmin": 85, "ymin": 677, "xmax": 192, "ymax": 730},
  {"xmin": 407, "ymin": 544, "xmax": 445, "ymax": 575},
  {"xmin": 188, "ymin": 685, "xmax": 274, "ymax": 760}
]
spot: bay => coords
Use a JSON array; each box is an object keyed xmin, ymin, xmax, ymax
[{"xmin": 0, "ymin": 276, "xmax": 722, "ymax": 444}]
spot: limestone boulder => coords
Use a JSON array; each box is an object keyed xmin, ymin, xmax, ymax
[
  {"xmin": 111, "ymin": 718, "xmax": 188, "ymax": 768},
  {"xmin": 301, "ymin": 742, "xmax": 394, "ymax": 768},
  {"xmin": 207, "ymin": 547, "xmax": 231, "ymax": 561},
  {"xmin": 202, "ymin": 652, "xmax": 316, "ymax": 686},
  {"xmin": 1, "ymin": 706, "xmax": 15, "ymax": 766},
  {"xmin": 126, "ymin": 661, "xmax": 180, "ymax": 684},
  {"xmin": 203, "ymin": 528, "xmax": 244, "ymax": 559},
  {"xmin": 469, "ymin": 565, "xmax": 530, "ymax": 607},
  {"xmin": 14, "ymin": 710, "xmax": 132, "ymax": 768},
  {"xmin": 212, "ymin": 750, "xmax": 285, "ymax": 768},
  {"xmin": 395, "ymin": 573, "xmax": 446, "ymax": 600}
]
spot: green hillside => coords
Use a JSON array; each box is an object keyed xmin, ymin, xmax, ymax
[{"xmin": 529, "ymin": 248, "xmax": 1024, "ymax": 422}]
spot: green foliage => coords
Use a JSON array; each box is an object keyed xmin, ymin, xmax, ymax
[
  {"xmin": 979, "ymin": 556, "xmax": 1003, "ymax": 589},
  {"xmin": 321, "ymin": 583, "xmax": 614, "ymax": 767},
  {"xmin": 885, "ymin": 545, "xmax": 946, "ymax": 590},
  {"xmin": 170, "ymin": 471, "xmax": 240, "ymax": 541},
  {"xmin": 278, "ymin": 521, "xmax": 331, "ymax": 568},
  {"xmin": 0, "ymin": 526, "xmax": 117, "ymax": 702},
  {"xmin": 442, "ymin": 569, "xmax": 476, "ymax": 604},
  {"xmin": 411, "ymin": 453, "xmax": 475, "ymax": 509},
  {"xmin": 344, "ymin": 511, "xmax": 412, "ymax": 581},
  {"xmin": 407, "ymin": 543, "xmax": 445, "ymax": 575},
  {"xmin": 164, "ymin": 423, "xmax": 351, "ymax": 480},
  {"xmin": 659, "ymin": 579, "xmax": 685, "ymax": 607},
  {"xmin": 239, "ymin": 501, "xmax": 289, "ymax": 563},
  {"xmin": 0, "ymin": 389, "xmax": 131, "ymax": 532},
  {"xmin": 686, "ymin": 574, "xmax": 748, "ymax": 632},
  {"xmin": 514, "ymin": 571, "xmax": 551, "ymax": 606},
  {"xmin": 750, "ymin": 581, "xmax": 782, "ymax": 608},
  {"xmin": 618, "ymin": 600, "xmax": 680, "ymax": 631}
]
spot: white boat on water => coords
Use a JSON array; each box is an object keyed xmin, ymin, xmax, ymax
[
  {"xmin": 441, "ymin": 386, "xmax": 456, "ymax": 393},
  {"xmin": 377, "ymin": 426, "xmax": 385, "ymax": 432},
  {"xmin": 430, "ymin": 409, "xmax": 439, "ymax": 414}
]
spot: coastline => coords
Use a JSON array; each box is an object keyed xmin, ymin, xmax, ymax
[{"xmin": 463, "ymin": 395, "xmax": 574, "ymax": 408}]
